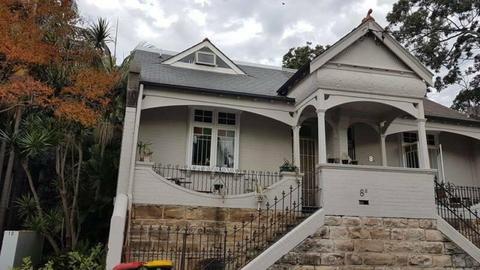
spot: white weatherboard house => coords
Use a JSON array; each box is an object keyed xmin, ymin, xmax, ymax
[{"xmin": 107, "ymin": 17, "xmax": 480, "ymax": 270}]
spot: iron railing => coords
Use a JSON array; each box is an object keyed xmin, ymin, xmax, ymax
[
  {"xmin": 437, "ymin": 182, "xmax": 480, "ymax": 207},
  {"xmin": 434, "ymin": 180, "xmax": 480, "ymax": 247},
  {"xmin": 123, "ymin": 174, "xmax": 320, "ymax": 269},
  {"xmin": 152, "ymin": 164, "xmax": 281, "ymax": 196}
]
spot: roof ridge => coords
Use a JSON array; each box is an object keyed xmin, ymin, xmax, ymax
[{"xmin": 134, "ymin": 46, "xmax": 292, "ymax": 72}]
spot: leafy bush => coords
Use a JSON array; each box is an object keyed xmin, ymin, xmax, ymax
[{"xmin": 14, "ymin": 244, "xmax": 105, "ymax": 270}]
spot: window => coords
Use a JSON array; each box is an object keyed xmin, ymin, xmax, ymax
[
  {"xmin": 188, "ymin": 108, "xmax": 239, "ymax": 169},
  {"xmin": 192, "ymin": 127, "xmax": 212, "ymax": 166},
  {"xmin": 401, "ymin": 132, "xmax": 438, "ymax": 168},
  {"xmin": 195, "ymin": 51, "xmax": 216, "ymax": 66}
]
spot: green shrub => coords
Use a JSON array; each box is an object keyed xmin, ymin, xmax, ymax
[{"xmin": 15, "ymin": 244, "xmax": 105, "ymax": 270}]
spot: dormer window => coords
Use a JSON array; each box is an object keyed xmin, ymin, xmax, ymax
[{"xmin": 195, "ymin": 51, "xmax": 216, "ymax": 66}]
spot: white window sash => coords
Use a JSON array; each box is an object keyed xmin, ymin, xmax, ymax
[{"xmin": 186, "ymin": 107, "xmax": 240, "ymax": 170}]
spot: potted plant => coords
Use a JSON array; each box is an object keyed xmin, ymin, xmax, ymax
[
  {"xmin": 279, "ymin": 159, "xmax": 297, "ymax": 172},
  {"xmin": 137, "ymin": 141, "xmax": 153, "ymax": 162}
]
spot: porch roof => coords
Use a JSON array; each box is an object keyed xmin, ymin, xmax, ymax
[
  {"xmin": 131, "ymin": 48, "xmax": 479, "ymax": 126},
  {"xmin": 423, "ymin": 99, "xmax": 480, "ymax": 125}
]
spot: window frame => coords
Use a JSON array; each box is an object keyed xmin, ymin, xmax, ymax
[
  {"xmin": 195, "ymin": 51, "xmax": 217, "ymax": 66},
  {"xmin": 400, "ymin": 132, "xmax": 439, "ymax": 168},
  {"xmin": 186, "ymin": 107, "xmax": 240, "ymax": 171}
]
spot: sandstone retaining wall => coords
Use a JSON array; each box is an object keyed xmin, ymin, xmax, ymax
[{"xmin": 271, "ymin": 215, "xmax": 479, "ymax": 269}]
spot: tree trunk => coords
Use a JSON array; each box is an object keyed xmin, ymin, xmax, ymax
[
  {"xmin": 0, "ymin": 140, "xmax": 7, "ymax": 185},
  {"xmin": 21, "ymin": 159, "xmax": 60, "ymax": 253},
  {"xmin": 0, "ymin": 106, "xmax": 22, "ymax": 238},
  {"xmin": 56, "ymin": 144, "xmax": 72, "ymax": 251},
  {"xmin": 70, "ymin": 144, "xmax": 82, "ymax": 249}
]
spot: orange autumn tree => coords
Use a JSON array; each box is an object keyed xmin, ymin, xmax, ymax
[
  {"xmin": 0, "ymin": 0, "xmax": 120, "ymax": 252},
  {"xmin": 0, "ymin": 0, "xmax": 64, "ymax": 243}
]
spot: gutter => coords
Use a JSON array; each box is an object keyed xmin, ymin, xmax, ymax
[{"xmin": 140, "ymin": 81, "xmax": 296, "ymax": 103}]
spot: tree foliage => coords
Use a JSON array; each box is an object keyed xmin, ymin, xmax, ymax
[
  {"xmin": 0, "ymin": 0, "xmax": 125, "ymax": 258},
  {"xmin": 386, "ymin": 0, "xmax": 480, "ymax": 117},
  {"xmin": 282, "ymin": 42, "xmax": 329, "ymax": 69}
]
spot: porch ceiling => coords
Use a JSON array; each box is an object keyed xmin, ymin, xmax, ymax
[{"xmin": 328, "ymin": 102, "xmax": 407, "ymax": 122}]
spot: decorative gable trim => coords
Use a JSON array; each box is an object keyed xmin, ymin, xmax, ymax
[
  {"xmin": 310, "ymin": 20, "xmax": 433, "ymax": 86},
  {"xmin": 163, "ymin": 38, "xmax": 246, "ymax": 75}
]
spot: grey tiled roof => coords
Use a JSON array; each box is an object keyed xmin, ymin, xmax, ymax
[
  {"xmin": 134, "ymin": 49, "xmax": 294, "ymax": 98},
  {"xmin": 423, "ymin": 98, "xmax": 479, "ymax": 123},
  {"xmin": 132, "ymin": 49, "xmax": 479, "ymax": 124}
]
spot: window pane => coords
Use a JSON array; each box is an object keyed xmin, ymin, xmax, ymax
[
  {"xmin": 403, "ymin": 132, "xmax": 418, "ymax": 143},
  {"xmin": 427, "ymin": 134, "xmax": 435, "ymax": 146},
  {"xmin": 192, "ymin": 127, "xmax": 211, "ymax": 166},
  {"xmin": 194, "ymin": 110, "xmax": 213, "ymax": 123},
  {"xmin": 217, "ymin": 129, "xmax": 235, "ymax": 168},
  {"xmin": 218, "ymin": 112, "xmax": 236, "ymax": 125},
  {"xmin": 404, "ymin": 144, "xmax": 419, "ymax": 168}
]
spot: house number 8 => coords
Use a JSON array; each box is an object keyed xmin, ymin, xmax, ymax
[{"xmin": 360, "ymin": 189, "xmax": 368, "ymax": 197}]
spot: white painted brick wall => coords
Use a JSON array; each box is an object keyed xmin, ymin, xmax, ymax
[{"xmin": 319, "ymin": 164, "xmax": 436, "ymax": 218}]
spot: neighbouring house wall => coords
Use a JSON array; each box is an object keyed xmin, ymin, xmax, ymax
[
  {"xmin": 271, "ymin": 215, "xmax": 479, "ymax": 269},
  {"xmin": 440, "ymin": 133, "xmax": 477, "ymax": 186},
  {"xmin": 239, "ymin": 112, "xmax": 292, "ymax": 171},
  {"xmin": 474, "ymin": 141, "xmax": 480, "ymax": 185},
  {"xmin": 138, "ymin": 106, "xmax": 189, "ymax": 166}
]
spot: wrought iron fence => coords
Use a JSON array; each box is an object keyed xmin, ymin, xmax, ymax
[
  {"xmin": 123, "ymin": 174, "xmax": 320, "ymax": 269},
  {"xmin": 436, "ymin": 182, "xmax": 480, "ymax": 207},
  {"xmin": 434, "ymin": 180, "xmax": 480, "ymax": 247},
  {"xmin": 152, "ymin": 164, "xmax": 281, "ymax": 196}
]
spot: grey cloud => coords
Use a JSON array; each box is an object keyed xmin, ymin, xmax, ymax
[{"xmin": 77, "ymin": 0, "xmax": 456, "ymax": 105}]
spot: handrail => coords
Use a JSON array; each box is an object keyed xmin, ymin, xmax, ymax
[
  {"xmin": 434, "ymin": 180, "xmax": 480, "ymax": 246},
  {"xmin": 152, "ymin": 164, "xmax": 281, "ymax": 196},
  {"xmin": 123, "ymin": 170, "xmax": 321, "ymax": 270},
  {"xmin": 435, "ymin": 180, "xmax": 480, "ymax": 220}
]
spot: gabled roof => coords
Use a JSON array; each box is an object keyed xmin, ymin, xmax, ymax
[
  {"xmin": 278, "ymin": 19, "xmax": 434, "ymax": 95},
  {"xmin": 310, "ymin": 20, "xmax": 433, "ymax": 84},
  {"xmin": 132, "ymin": 48, "xmax": 295, "ymax": 102},
  {"xmin": 162, "ymin": 38, "xmax": 246, "ymax": 75}
]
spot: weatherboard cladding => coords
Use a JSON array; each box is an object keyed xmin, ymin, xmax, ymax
[{"xmin": 133, "ymin": 49, "xmax": 477, "ymax": 124}]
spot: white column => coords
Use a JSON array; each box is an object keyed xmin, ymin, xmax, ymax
[
  {"xmin": 380, "ymin": 134, "xmax": 387, "ymax": 167},
  {"xmin": 292, "ymin": 125, "xmax": 301, "ymax": 167},
  {"xmin": 417, "ymin": 118, "xmax": 430, "ymax": 169},
  {"xmin": 317, "ymin": 109, "xmax": 327, "ymax": 164}
]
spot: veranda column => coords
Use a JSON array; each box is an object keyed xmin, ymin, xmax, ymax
[
  {"xmin": 417, "ymin": 118, "xmax": 430, "ymax": 169},
  {"xmin": 317, "ymin": 109, "xmax": 327, "ymax": 164},
  {"xmin": 380, "ymin": 134, "xmax": 387, "ymax": 167},
  {"xmin": 292, "ymin": 125, "xmax": 301, "ymax": 167}
]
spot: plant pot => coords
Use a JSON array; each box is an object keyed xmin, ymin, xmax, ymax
[
  {"xmin": 213, "ymin": 184, "xmax": 223, "ymax": 191},
  {"xmin": 341, "ymin": 159, "xmax": 349, "ymax": 164},
  {"xmin": 327, "ymin": 158, "xmax": 336, "ymax": 164},
  {"xmin": 350, "ymin": 160, "xmax": 358, "ymax": 165}
]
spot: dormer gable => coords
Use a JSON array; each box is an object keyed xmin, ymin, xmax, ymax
[{"xmin": 163, "ymin": 38, "xmax": 245, "ymax": 75}]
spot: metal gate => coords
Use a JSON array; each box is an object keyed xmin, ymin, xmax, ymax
[{"xmin": 300, "ymin": 137, "xmax": 318, "ymax": 208}]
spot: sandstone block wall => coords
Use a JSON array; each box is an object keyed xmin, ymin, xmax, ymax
[
  {"xmin": 271, "ymin": 215, "xmax": 479, "ymax": 269},
  {"xmin": 132, "ymin": 204, "xmax": 259, "ymax": 228}
]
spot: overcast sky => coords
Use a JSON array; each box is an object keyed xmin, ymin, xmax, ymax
[{"xmin": 77, "ymin": 0, "xmax": 458, "ymax": 106}]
